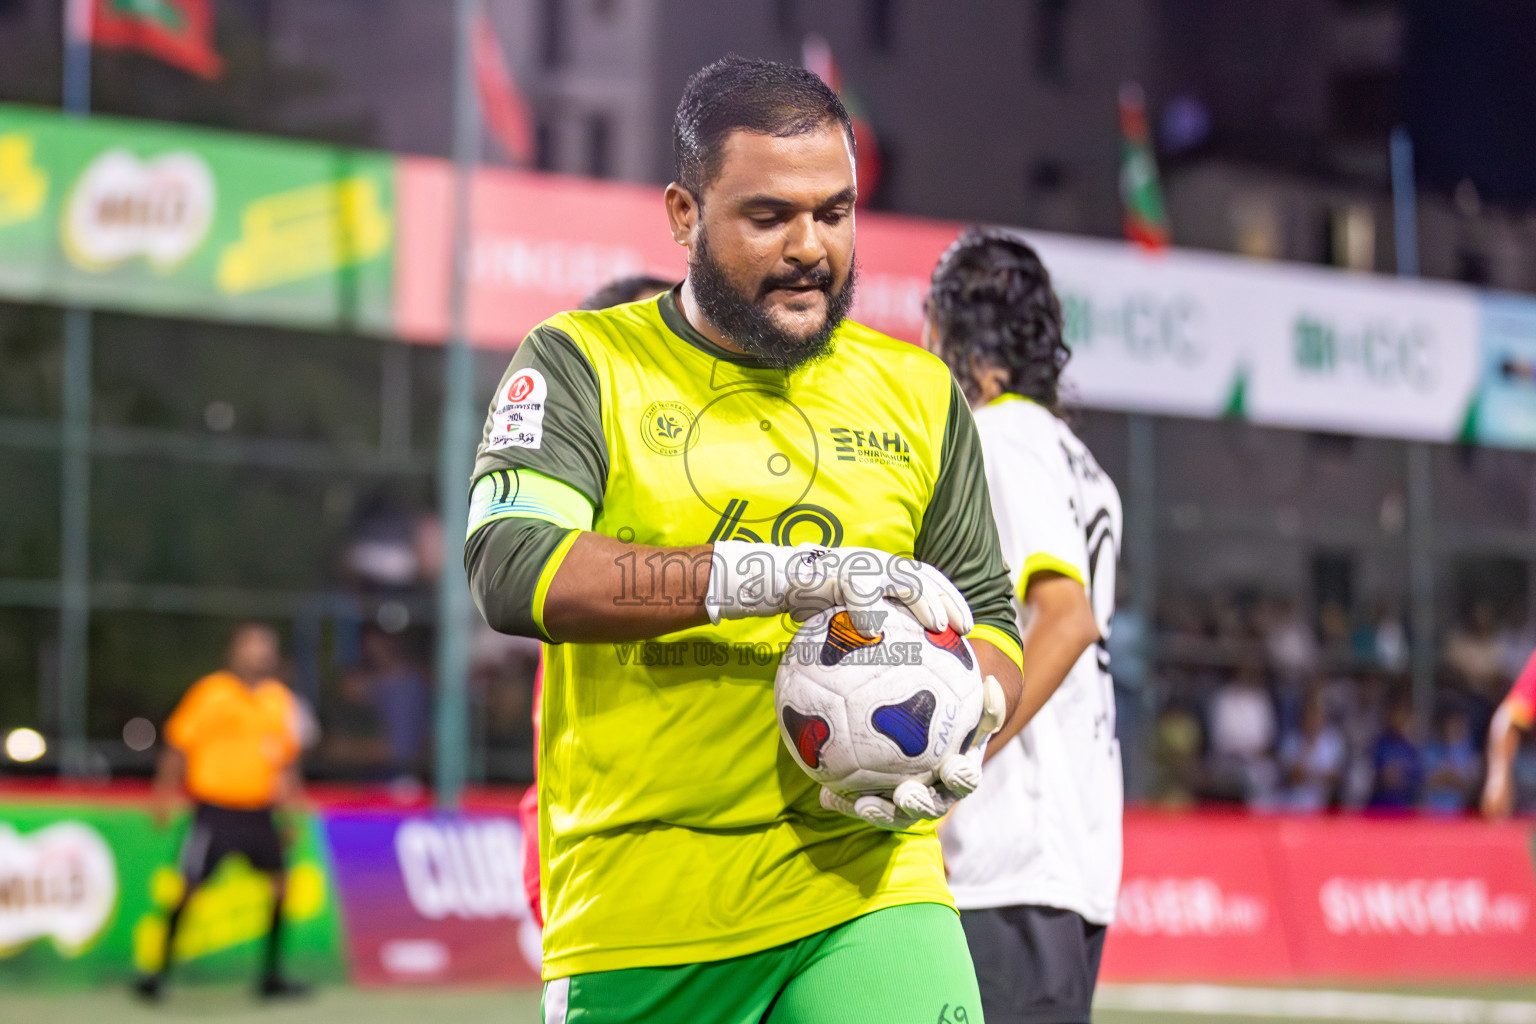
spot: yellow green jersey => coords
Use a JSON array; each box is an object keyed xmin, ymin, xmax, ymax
[{"xmin": 465, "ymin": 289, "xmax": 1019, "ymax": 980}]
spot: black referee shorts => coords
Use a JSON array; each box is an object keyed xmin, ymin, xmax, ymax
[
  {"xmin": 960, "ymin": 904, "xmax": 1107, "ymax": 1024},
  {"xmin": 179, "ymin": 802, "xmax": 285, "ymax": 885}
]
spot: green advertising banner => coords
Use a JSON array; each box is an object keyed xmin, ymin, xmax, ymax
[
  {"xmin": 0, "ymin": 801, "xmax": 345, "ymax": 987},
  {"xmin": 0, "ymin": 104, "xmax": 394, "ymax": 334}
]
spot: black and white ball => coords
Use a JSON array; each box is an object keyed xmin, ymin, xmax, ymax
[{"xmin": 774, "ymin": 598, "xmax": 986, "ymax": 795}]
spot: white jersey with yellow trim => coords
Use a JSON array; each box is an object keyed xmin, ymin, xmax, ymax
[{"xmin": 939, "ymin": 394, "xmax": 1124, "ymax": 924}]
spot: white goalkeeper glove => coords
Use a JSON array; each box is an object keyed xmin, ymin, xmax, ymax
[
  {"xmin": 705, "ymin": 541, "xmax": 973, "ymax": 636},
  {"xmin": 820, "ymin": 673, "xmax": 1009, "ymax": 831}
]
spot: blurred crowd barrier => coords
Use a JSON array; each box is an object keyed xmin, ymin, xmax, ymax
[{"xmin": 3, "ymin": 789, "xmax": 1536, "ymax": 988}]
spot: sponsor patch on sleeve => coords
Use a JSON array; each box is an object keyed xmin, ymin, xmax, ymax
[{"xmin": 488, "ymin": 368, "xmax": 547, "ymax": 450}]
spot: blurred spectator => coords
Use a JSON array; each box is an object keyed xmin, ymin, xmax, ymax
[
  {"xmin": 318, "ymin": 667, "xmax": 390, "ymax": 779},
  {"xmin": 472, "ymin": 624, "xmax": 541, "ymax": 763},
  {"xmin": 1368, "ymin": 698, "xmax": 1423, "ymax": 810},
  {"xmin": 1206, "ymin": 665, "xmax": 1279, "ymax": 805},
  {"xmin": 1331, "ymin": 673, "xmax": 1387, "ymax": 809},
  {"xmin": 1262, "ymin": 597, "xmax": 1318, "ymax": 687},
  {"xmin": 1108, "ymin": 573, "xmax": 1149, "ymax": 694},
  {"xmin": 1151, "ymin": 705, "xmax": 1203, "ymax": 807},
  {"xmin": 1496, "ymin": 611, "xmax": 1536, "ymax": 683},
  {"xmin": 1372, "ymin": 601, "xmax": 1409, "ymax": 673},
  {"xmin": 1422, "ymin": 709, "xmax": 1480, "ymax": 814},
  {"xmin": 1445, "ymin": 600, "xmax": 1507, "ymax": 700},
  {"xmin": 1318, "ymin": 600, "xmax": 1352, "ymax": 663},
  {"xmin": 579, "ymin": 275, "xmax": 678, "ymax": 310},
  {"xmin": 360, "ymin": 626, "xmax": 429, "ymax": 781},
  {"xmin": 1275, "ymin": 691, "xmax": 1346, "ymax": 812}
]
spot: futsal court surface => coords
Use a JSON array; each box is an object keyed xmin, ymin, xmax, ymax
[{"xmin": 11, "ymin": 981, "xmax": 1536, "ymax": 1024}]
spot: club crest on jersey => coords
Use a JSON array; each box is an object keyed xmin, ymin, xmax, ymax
[{"xmin": 641, "ymin": 400, "xmax": 695, "ymax": 457}]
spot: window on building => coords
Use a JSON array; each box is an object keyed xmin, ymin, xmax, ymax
[
  {"xmin": 865, "ymin": 0, "xmax": 895, "ymax": 51},
  {"xmin": 586, "ymin": 114, "xmax": 612, "ymax": 179},
  {"xmin": 1035, "ymin": 0, "xmax": 1070, "ymax": 85},
  {"xmin": 535, "ymin": 120, "xmax": 557, "ymax": 172},
  {"xmin": 541, "ymin": 0, "xmax": 566, "ymax": 69},
  {"xmin": 774, "ymin": 0, "xmax": 797, "ymax": 37}
]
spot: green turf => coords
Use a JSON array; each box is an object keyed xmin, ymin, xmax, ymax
[
  {"xmin": 8, "ymin": 981, "xmax": 1536, "ymax": 1024},
  {"xmin": 0, "ymin": 985, "xmax": 546, "ymax": 1024}
]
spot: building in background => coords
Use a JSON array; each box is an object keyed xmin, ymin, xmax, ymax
[{"xmin": 3, "ymin": 0, "xmax": 1536, "ymax": 806}]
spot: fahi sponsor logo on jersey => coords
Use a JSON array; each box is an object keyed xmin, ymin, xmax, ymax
[
  {"xmin": 487, "ymin": 368, "xmax": 547, "ymax": 450},
  {"xmin": 0, "ymin": 821, "xmax": 118, "ymax": 957},
  {"xmin": 1317, "ymin": 877, "xmax": 1531, "ymax": 937},
  {"xmin": 829, "ymin": 426, "xmax": 911, "ymax": 466},
  {"xmin": 1113, "ymin": 876, "xmax": 1269, "ymax": 937}
]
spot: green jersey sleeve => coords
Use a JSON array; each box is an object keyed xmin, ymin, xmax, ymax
[
  {"xmin": 465, "ymin": 324, "xmax": 608, "ymax": 641},
  {"xmin": 473, "ymin": 324, "xmax": 608, "ymax": 509},
  {"xmin": 914, "ymin": 379, "xmax": 1020, "ymax": 648}
]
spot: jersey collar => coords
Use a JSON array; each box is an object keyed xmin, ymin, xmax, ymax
[{"xmin": 657, "ymin": 287, "xmax": 784, "ymax": 369}]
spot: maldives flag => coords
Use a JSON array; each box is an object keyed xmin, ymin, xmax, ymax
[
  {"xmin": 71, "ymin": 0, "xmax": 224, "ymax": 81},
  {"xmin": 474, "ymin": 12, "xmax": 534, "ymax": 166},
  {"xmin": 802, "ymin": 34, "xmax": 883, "ymax": 207},
  {"xmin": 1118, "ymin": 82, "xmax": 1168, "ymax": 250}
]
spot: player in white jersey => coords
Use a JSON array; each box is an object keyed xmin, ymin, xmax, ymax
[{"xmin": 922, "ymin": 227, "xmax": 1124, "ymax": 1024}]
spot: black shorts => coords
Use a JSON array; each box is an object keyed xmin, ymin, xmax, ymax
[
  {"xmin": 960, "ymin": 904, "xmax": 1107, "ymax": 1024},
  {"xmin": 179, "ymin": 802, "xmax": 285, "ymax": 884}
]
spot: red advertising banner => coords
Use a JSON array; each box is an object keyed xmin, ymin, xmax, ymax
[
  {"xmin": 1274, "ymin": 817, "xmax": 1536, "ymax": 980},
  {"xmin": 1102, "ymin": 812, "xmax": 1536, "ymax": 983},
  {"xmin": 393, "ymin": 157, "xmax": 963, "ymax": 349},
  {"xmin": 1100, "ymin": 813, "xmax": 1293, "ymax": 981}
]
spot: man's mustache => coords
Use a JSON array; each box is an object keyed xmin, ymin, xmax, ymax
[{"xmin": 757, "ymin": 267, "xmax": 833, "ymax": 299}]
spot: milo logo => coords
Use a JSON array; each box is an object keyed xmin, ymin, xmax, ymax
[
  {"xmin": 63, "ymin": 149, "xmax": 215, "ymax": 272},
  {"xmin": 0, "ymin": 821, "xmax": 118, "ymax": 957}
]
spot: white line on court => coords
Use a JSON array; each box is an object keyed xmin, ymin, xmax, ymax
[{"xmin": 1095, "ymin": 984, "xmax": 1536, "ymax": 1023}]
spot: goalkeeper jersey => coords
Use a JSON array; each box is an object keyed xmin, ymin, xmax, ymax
[{"xmin": 466, "ymin": 289, "xmax": 1018, "ymax": 979}]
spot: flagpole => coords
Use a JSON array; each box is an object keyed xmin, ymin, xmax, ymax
[
  {"xmin": 434, "ymin": 0, "xmax": 482, "ymax": 811},
  {"xmin": 56, "ymin": 0, "xmax": 94, "ymax": 778}
]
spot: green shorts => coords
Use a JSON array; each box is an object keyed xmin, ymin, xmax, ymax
[{"xmin": 542, "ymin": 902, "xmax": 981, "ymax": 1024}]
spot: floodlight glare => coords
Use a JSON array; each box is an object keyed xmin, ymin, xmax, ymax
[{"xmin": 5, "ymin": 728, "xmax": 47, "ymax": 762}]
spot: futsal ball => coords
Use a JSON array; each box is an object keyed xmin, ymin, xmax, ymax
[{"xmin": 774, "ymin": 599, "xmax": 986, "ymax": 795}]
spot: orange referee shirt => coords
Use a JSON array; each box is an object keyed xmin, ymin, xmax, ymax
[{"xmin": 164, "ymin": 672, "xmax": 300, "ymax": 810}]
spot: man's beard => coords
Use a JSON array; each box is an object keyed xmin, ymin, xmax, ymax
[{"xmin": 689, "ymin": 229, "xmax": 857, "ymax": 372}]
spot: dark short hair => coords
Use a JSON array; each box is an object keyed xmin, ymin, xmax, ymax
[
  {"xmin": 673, "ymin": 55, "xmax": 855, "ymax": 198},
  {"xmin": 579, "ymin": 275, "xmax": 678, "ymax": 311},
  {"xmin": 927, "ymin": 227, "xmax": 1070, "ymax": 412}
]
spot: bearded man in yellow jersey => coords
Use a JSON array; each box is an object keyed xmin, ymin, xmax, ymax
[
  {"xmin": 465, "ymin": 57, "xmax": 1025, "ymax": 1023},
  {"xmin": 134, "ymin": 623, "xmax": 308, "ymax": 1002}
]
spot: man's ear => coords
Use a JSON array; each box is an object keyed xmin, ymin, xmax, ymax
[{"xmin": 664, "ymin": 182, "xmax": 699, "ymax": 250}]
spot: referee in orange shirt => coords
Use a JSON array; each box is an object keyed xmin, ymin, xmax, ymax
[{"xmin": 135, "ymin": 623, "xmax": 308, "ymax": 1001}]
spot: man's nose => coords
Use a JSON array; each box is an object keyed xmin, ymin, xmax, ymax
[{"xmin": 783, "ymin": 212, "xmax": 827, "ymax": 268}]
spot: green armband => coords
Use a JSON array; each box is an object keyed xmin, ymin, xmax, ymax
[
  {"xmin": 464, "ymin": 469, "xmax": 596, "ymax": 640},
  {"xmin": 468, "ymin": 468, "xmax": 596, "ymax": 537}
]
